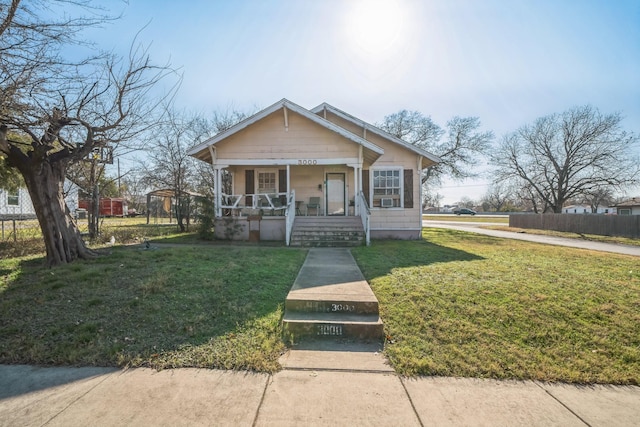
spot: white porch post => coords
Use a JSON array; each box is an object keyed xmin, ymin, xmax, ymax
[
  {"xmin": 357, "ymin": 146, "xmax": 364, "ymax": 216},
  {"xmin": 418, "ymin": 156, "xmax": 423, "ymax": 219},
  {"xmin": 286, "ymin": 163, "xmax": 291, "ymax": 200},
  {"xmin": 215, "ymin": 167, "xmax": 222, "ymax": 217},
  {"xmin": 354, "ymin": 166, "xmax": 359, "ymax": 216}
]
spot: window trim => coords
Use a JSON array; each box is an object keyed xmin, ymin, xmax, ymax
[
  {"xmin": 7, "ymin": 190, "xmax": 19, "ymax": 206},
  {"xmin": 369, "ymin": 167, "xmax": 404, "ymax": 209},
  {"xmin": 255, "ymin": 168, "xmax": 278, "ymax": 194}
]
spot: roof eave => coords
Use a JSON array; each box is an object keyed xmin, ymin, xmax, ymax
[
  {"xmin": 187, "ymin": 98, "xmax": 384, "ymax": 161},
  {"xmin": 312, "ymin": 102, "xmax": 442, "ymax": 165}
]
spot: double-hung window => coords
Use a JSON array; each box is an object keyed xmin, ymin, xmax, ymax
[
  {"xmin": 257, "ymin": 171, "xmax": 277, "ymax": 194},
  {"xmin": 7, "ymin": 190, "xmax": 19, "ymax": 206},
  {"xmin": 372, "ymin": 169, "xmax": 402, "ymax": 208}
]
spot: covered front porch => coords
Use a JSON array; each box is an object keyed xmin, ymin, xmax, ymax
[{"xmin": 211, "ymin": 163, "xmax": 371, "ymax": 245}]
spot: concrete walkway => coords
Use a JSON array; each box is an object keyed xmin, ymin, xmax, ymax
[{"xmin": 2, "ymin": 248, "xmax": 640, "ymax": 426}]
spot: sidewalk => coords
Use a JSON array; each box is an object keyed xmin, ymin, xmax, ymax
[
  {"xmin": 2, "ymin": 363, "xmax": 639, "ymax": 426},
  {"xmin": 2, "ymin": 248, "xmax": 639, "ymax": 426},
  {"xmin": 424, "ymin": 221, "xmax": 640, "ymax": 257}
]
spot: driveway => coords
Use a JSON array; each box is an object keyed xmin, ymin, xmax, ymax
[{"xmin": 423, "ymin": 220, "xmax": 640, "ymax": 257}]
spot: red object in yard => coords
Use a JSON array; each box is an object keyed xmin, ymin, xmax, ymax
[{"xmin": 78, "ymin": 198, "xmax": 128, "ymax": 217}]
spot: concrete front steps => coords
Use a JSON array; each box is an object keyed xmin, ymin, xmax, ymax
[
  {"xmin": 282, "ymin": 248, "xmax": 384, "ymax": 342},
  {"xmin": 290, "ymin": 216, "xmax": 365, "ymax": 247}
]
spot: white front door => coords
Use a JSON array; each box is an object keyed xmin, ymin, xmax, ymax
[{"xmin": 326, "ymin": 173, "xmax": 345, "ymax": 216}]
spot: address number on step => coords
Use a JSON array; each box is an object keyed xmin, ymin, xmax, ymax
[
  {"xmin": 298, "ymin": 159, "xmax": 318, "ymax": 165},
  {"xmin": 331, "ymin": 304, "xmax": 355, "ymax": 312},
  {"xmin": 317, "ymin": 325, "xmax": 343, "ymax": 336}
]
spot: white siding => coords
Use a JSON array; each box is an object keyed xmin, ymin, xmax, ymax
[{"xmin": 0, "ymin": 188, "xmax": 35, "ymax": 216}]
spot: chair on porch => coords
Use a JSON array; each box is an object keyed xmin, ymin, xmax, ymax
[{"xmin": 306, "ymin": 197, "xmax": 321, "ymax": 216}]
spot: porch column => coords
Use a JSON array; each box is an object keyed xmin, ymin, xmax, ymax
[
  {"xmin": 354, "ymin": 166, "xmax": 359, "ymax": 216},
  {"xmin": 349, "ymin": 164, "xmax": 362, "ymax": 216},
  {"xmin": 215, "ymin": 168, "xmax": 222, "ymax": 217},
  {"xmin": 286, "ymin": 164, "xmax": 291, "ymax": 200}
]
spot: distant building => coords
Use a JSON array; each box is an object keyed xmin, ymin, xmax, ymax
[
  {"xmin": 562, "ymin": 204, "xmax": 613, "ymax": 214},
  {"xmin": 1, "ymin": 180, "xmax": 81, "ymax": 218},
  {"xmin": 0, "ymin": 187, "xmax": 35, "ymax": 218},
  {"xmin": 612, "ymin": 197, "xmax": 640, "ymax": 215}
]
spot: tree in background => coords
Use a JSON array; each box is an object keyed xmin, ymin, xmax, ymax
[
  {"xmin": 141, "ymin": 107, "xmax": 204, "ymax": 232},
  {"xmin": 481, "ymin": 182, "xmax": 516, "ymax": 212},
  {"xmin": 581, "ymin": 186, "xmax": 615, "ymax": 213},
  {"xmin": 378, "ymin": 110, "xmax": 494, "ymax": 186},
  {"xmin": 491, "ymin": 105, "xmax": 639, "ymax": 213},
  {"xmin": 191, "ymin": 108, "xmax": 251, "ymax": 199},
  {"xmin": 0, "ymin": 1, "xmax": 176, "ymax": 265}
]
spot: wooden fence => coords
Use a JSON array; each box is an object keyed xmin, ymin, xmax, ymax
[{"xmin": 509, "ymin": 214, "xmax": 639, "ymax": 238}]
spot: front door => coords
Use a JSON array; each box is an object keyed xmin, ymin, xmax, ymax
[{"xmin": 326, "ymin": 173, "xmax": 345, "ymax": 216}]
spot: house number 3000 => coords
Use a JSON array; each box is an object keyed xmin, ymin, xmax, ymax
[{"xmin": 298, "ymin": 159, "xmax": 318, "ymax": 165}]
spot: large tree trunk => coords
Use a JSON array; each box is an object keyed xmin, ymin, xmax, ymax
[{"xmin": 21, "ymin": 160, "xmax": 96, "ymax": 267}]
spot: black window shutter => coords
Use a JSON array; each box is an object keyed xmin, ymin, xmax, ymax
[
  {"xmin": 404, "ymin": 169, "xmax": 413, "ymax": 208},
  {"xmin": 278, "ymin": 169, "xmax": 287, "ymax": 204},
  {"xmin": 245, "ymin": 170, "xmax": 254, "ymax": 206},
  {"xmin": 362, "ymin": 170, "xmax": 370, "ymax": 207}
]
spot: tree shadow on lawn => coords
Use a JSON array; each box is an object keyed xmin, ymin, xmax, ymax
[
  {"xmin": 0, "ymin": 245, "xmax": 306, "ymax": 373},
  {"xmin": 352, "ymin": 235, "xmax": 485, "ymax": 280}
]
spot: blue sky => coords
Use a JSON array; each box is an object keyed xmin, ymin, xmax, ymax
[{"xmin": 89, "ymin": 0, "xmax": 639, "ymax": 204}]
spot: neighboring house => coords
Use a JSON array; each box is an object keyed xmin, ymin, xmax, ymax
[
  {"xmin": 0, "ymin": 187, "xmax": 35, "ymax": 218},
  {"xmin": 613, "ymin": 197, "xmax": 640, "ymax": 215},
  {"xmin": 64, "ymin": 180, "xmax": 81, "ymax": 215},
  {"xmin": 1, "ymin": 180, "xmax": 81, "ymax": 219},
  {"xmin": 187, "ymin": 98, "xmax": 440, "ymax": 243},
  {"xmin": 562, "ymin": 204, "xmax": 613, "ymax": 214}
]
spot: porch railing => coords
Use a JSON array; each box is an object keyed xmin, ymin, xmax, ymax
[
  {"xmin": 285, "ymin": 190, "xmax": 296, "ymax": 246},
  {"xmin": 356, "ymin": 190, "xmax": 370, "ymax": 246},
  {"xmin": 220, "ymin": 192, "xmax": 288, "ymax": 214}
]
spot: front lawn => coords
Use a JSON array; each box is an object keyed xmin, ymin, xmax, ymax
[
  {"xmin": 0, "ymin": 245, "xmax": 307, "ymax": 372},
  {"xmin": 352, "ymin": 228, "xmax": 640, "ymax": 384}
]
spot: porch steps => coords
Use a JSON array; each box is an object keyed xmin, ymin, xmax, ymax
[
  {"xmin": 290, "ymin": 217, "xmax": 365, "ymax": 247},
  {"xmin": 282, "ymin": 248, "xmax": 384, "ymax": 342}
]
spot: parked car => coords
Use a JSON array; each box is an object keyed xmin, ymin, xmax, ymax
[{"xmin": 453, "ymin": 208, "xmax": 476, "ymax": 215}]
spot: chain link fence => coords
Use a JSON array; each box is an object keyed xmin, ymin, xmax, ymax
[{"xmin": 1, "ymin": 215, "xmax": 184, "ymax": 259}]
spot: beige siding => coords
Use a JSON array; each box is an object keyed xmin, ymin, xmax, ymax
[
  {"xmin": 320, "ymin": 111, "xmax": 423, "ymax": 231},
  {"xmin": 231, "ymin": 165, "xmax": 357, "ymax": 216},
  {"xmin": 216, "ymin": 111, "xmax": 359, "ymax": 161}
]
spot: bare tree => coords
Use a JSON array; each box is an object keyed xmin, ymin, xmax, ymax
[
  {"xmin": 422, "ymin": 188, "xmax": 443, "ymax": 210},
  {"xmin": 0, "ymin": 1, "xmax": 176, "ymax": 266},
  {"xmin": 141, "ymin": 107, "xmax": 203, "ymax": 232},
  {"xmin": 191, "ymin": 107, "xmax": 251, "ymax": 199},
  {"xmin": 378, "ymin": 111, "xmax": 494, "ymax": 185},
  {"xmin": 457, "ymin": 196, "xmax": 476, "ymax": 209},
  {"xmin": 491, "ymin": 105, "xmax": 639, "ymax": 213},
  {"xmin": 482, "ymin": 182, "xmax": 514, "ymax": 212},
  {"xmin": 581, "ymin": 186, "xmax": 615, "ymax": 213}
]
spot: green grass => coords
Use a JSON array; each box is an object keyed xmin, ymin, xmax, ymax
[
  {"xmin": 354, "ymin": 228, "xmax": 640, "ymax": 384},
  {"xmin": 0, "ymin": 218, "xmax": 193, "ymax": 258},
  {"xmin": 487, "ymin": 225, "xmax": 640, "ymax": 247},
  {"xmin": 0, "ymin": 246, "xmax": 307, "ymax": 372},
  {"xmin": 423, "ymin": 215, "xmax": 509, "ymax": 223},
  {"xmin": 423, "ymin": 214, "xmax": 639, "ymax": 246}
]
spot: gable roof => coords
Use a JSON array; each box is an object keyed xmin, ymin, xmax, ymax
[
  {"xmin": 613, "ymin": 197, "xmax": 640, "ymax": 207},
  {"xmin": 187, "ymin": 98, "xmax": 384, "ymax": 164},
  {"xmin": 310, "ymin": 102, "xmax": 441, "ymax": 169}
]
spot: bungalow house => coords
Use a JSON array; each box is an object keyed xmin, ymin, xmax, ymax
[{"xmin": 187, "ymin": 99, "xmax": 440, "ymax": 245}]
